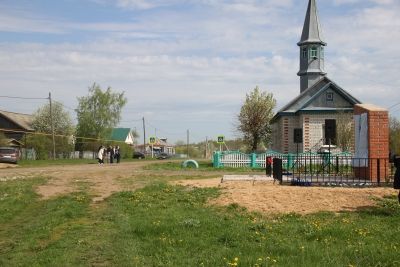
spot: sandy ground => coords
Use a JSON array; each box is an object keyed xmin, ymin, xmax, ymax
[
  {"xmin": 0, "ymin": 161, "xmax": 397, "ymax": 214},
  {"xmin": 174, "ymin": 178, "xmax": 397, "ymax": 214}
]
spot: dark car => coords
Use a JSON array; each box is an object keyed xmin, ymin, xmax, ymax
[
  {"xmin": 133, "ymin": 151, "xmax": 145, "ymax": 159},
  {"xmin": 0, "ymin": 147, "xmax": 19, "ymax": 164},
  {"xmin": 156, "ymin": 152, "xmax": 171, "ymax": 160}
]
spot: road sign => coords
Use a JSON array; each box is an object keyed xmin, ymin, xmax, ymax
[
  {"xmin": 217, "ymin": 135, "xmax": 225, "ymax": 144},
  {"xmin": 149, "ymin": 136, "xmax": 156, "ymax": 144}
]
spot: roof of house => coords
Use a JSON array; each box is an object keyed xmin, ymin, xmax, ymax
[
  {"xmin": 298, "ymin": 0, "xmax": 326, "ymax": 46},
  {"xmin": 135, "ymin": 138, "xmax": 175, "ymax": 148},
  {"xmin": 272, "ymin": 76, "xmax": 361, "ymax": 121},
  {"xmin": 110, "ymin": 128, "xmax": 131, "ymax": 142},
  {"xmin": 0, "ymin": 110, "xmax": 34, "ymax": 131}
]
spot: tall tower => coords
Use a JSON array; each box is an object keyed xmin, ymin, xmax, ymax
[{"xmin": 297, "ymin": 0, "xmax": 326, "ymax": 93}]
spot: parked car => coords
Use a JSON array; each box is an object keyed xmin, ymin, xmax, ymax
[
  {"xmin": 0, "ymin": 147, "xmax": 19, "ymax": 164},
  {"xmin": 156, "ymin": 152, "xmax": 171, "ymax": 160},
  {"xmin": 133, "ymin": 151, "xmax": 145, "ymax": 159}
]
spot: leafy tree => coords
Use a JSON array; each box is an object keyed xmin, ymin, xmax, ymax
[
  {"xmin": 30, "ymin": 102, "xmax": 75, "ymax": 158},
  {"xmin": 75, "ymin": 83, "xmax": 127, "ymax": 150},
  {"xmin": 237, "ymin": 86, "xmax": 276, "ymax": 152},
  {"xmin": 25, "ymin": 134, "xmax": 52, "ymax": 160},
  {"xmin": 32, "ymin": 102, "xmax": 74, "ymax": 135},
  {"xmin": 390, "ymin": 116, "xmax": 400, "ymax": 154}
]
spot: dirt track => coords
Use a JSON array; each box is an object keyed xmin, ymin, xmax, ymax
[{"xmin": 0, "ymin": 161, "xmax": 397, "ymax": 214}]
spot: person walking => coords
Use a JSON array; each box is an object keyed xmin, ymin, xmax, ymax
[
  {"xmin": 394, "ymin": 155, "xmax": 400, "ymax": 203},
  {"xmin": 108, "ymin": 145, "xmax": 114, "ymax": 164},
  {"xmin": 97, "ymin": 146, "xmax": 105, "ymax": 164},
  {"xmin": 114, "ymin": 145, "xmax": 121, "ymax": 163},
  {"xmin": 103, "ymin": 146, "xmax": 108, "ymax": 164}
]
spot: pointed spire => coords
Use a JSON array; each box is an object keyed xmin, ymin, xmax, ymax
[{"xmin": 298, "ymin": 0, "xmax": 326, "ymax": 46}]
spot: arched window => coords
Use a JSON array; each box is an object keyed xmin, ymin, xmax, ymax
[
  {"xmin": 302, "ymin": 47, "xmax": 308, "ymax": 58},
  {"xmin": 310, "ymin": 47, "xmax": 318, "ymax": 59}
]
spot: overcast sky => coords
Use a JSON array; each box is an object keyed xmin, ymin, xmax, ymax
[{"xmin": 0, "ymin": 0, "xmax": 399, "ymax": 143}]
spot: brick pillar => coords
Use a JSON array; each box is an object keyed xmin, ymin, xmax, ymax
[
  {"xmin": 353, "ymin": 104, "xmax": 389, "ymax": 182},
  {"xmin": 304, "ymin": 117, "xmax": 310, "ymax": 151},
  {"xmin": 283, "ymin": 118, "xmax": 289, "ymax": 154}
]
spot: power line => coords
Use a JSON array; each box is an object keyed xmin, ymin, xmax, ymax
[
  {"xmin": 325, "ymin": 62, "xmax": 399, "ymax": 90},
  {"xmin": 146, "ymin": 121, "xmax": 185, "ymax": 136},
  {"xmin": 120, "ymin": 119, "xmax": 143, "ymax": 123},
  {"xmin": 0, "ymin": 95, "xmax": 48, "ymax": 100},
  {"xmin": 388, "ymin": 102, "xmax": 400, "ymax": 110},
  {"xmin": 0, "ymin": 127, "xmax": 131, "ymax": 144},
  {"xmin": 53, "ymin": 100, "xmax": 76, "ymax": 111}
]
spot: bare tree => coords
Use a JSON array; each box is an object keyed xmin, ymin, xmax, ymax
[
  {"xmin": 390, "ymin": 116, "xmax": 400, "ymax": 154},
  {"xmin": 336, "ymin": 111, "xmax": 354, "ymax": 152}
]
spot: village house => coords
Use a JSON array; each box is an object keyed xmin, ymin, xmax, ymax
[
  {"xmin": 136, "ymin": 137, "xmax": 175, "ymax": 155},
  {"xmin": 110, "ymin": 128, "xmax": 135, "ymax": 145},
  {"xmin": 0, "ymin": 110, "xmax": 34, "ymax": 147},
  {"xmin": 271, "ymin": 0, "xmax": 361, "ymax": 154}
]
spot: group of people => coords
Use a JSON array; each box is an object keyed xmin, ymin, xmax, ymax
[
  {"xmin": 97, "ymin": 145, "xmax": 121, "ymax": 164},
  {"xmin": 391, "ymin": 152, "xmax": 400, "ymax": 203}
]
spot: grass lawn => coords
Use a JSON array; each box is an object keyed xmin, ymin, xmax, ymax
[
  {"xmin": 1, "ymin": 176, "xmax": 399, "ymax": 266},
  {"xmin": 144, "ymin": 160, "xmax": 265, "ymax": 174}
]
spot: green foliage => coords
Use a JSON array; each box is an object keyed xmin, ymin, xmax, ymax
[
  {"xmin": 25, "ymin": 134, "xmax": 74, "ymax": 160},
  {"xmin": 30, "ymin": 102, "xmax": 75, "ymax": 158},
  {"xmin": 175, "ymin": 144, "xmax": 203, "ymax": 158},
  {"xmin": 32, "ymin": 102, "xmax": 74, "ymax": 135},
  {"xmin": 25, "ymin": 135, "xmax": 52, "ymax": 160},
  {"xmin": 0, "ymin": 132, "xmax": 8, "ymax": 146},
  {"xmin": 1, "ymin": 178, "xmax": 399, "ymax": 266},
  {"xmin": 237, "ymin": 86, "xmax": 276, "ymax": 152},
  {"xmin": 106, "ymin": 142, "xmax": 133, "ymax": 159},
  {"xmin": 390, "ymin": 116, "xmax": 400, "ymax": 154},
  {"xmin": 75, "ymin": 83, "xmax": 127, "ymax": 150}
]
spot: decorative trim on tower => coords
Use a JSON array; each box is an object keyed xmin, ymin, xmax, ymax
[{"xmin": 297, "ymin": 0, "xmax": 327, "ymax": 93}]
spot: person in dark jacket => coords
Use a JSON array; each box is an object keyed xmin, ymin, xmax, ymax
[
  {"xmin": 108, "ymin": 145, "xmax": 114, "ymax": 164},
  {"xmin": 394, "ymin": 155, "xmax": 400, "ymax": 203},
  {"xmin": 114, "ymin": 146, "xmax": 121, "ymax": 163}
]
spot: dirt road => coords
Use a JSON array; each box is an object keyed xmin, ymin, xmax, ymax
[{"xmin": 1, "ymin": 161, "xmax": 396, "ymax": 214}]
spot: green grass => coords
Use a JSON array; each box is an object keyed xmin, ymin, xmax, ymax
[
  {"xmin": 1, "ymin": 178, "xmax": 400, "ymax": 266},
  {"xmin": 144, "ymin": 160, "xmax": 265, "ymax": 173}
]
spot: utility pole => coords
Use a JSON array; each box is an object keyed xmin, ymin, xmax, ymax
[
  {"xmin": 49, "ymin": 92, "xmax": 56, "ymax": 160},
  {"xmin": 205, "ymin": 136, "xmax": 208, "ymax": 159},
  {"xmin": 142, "ymin": 117, "xmax": 146, "ymax": 153},
  {"xmin": 186, "ymin": 129, "xmax": 189, "ymax": 158}
]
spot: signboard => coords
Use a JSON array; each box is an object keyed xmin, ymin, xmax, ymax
[
  {"xmin": 149, "ymin": 136, "xmax": 156, "ymax": 144},
  {"xmin": 217, "ymin": 135, "xmax": 225, "ymax": 144}
]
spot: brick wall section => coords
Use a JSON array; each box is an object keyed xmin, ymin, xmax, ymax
[
  {"xmin": 283, "ymin": 118, "xmax": 289, "ymax": 153},
  {"xmin": 303, "ymin": 117, "xmax": 310, "ymax": 151},
  {"xmin": 353, "ymin": 104, "xmax": 389, "ymax": 182}
]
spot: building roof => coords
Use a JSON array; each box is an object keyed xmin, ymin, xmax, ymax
[
  {"xmin": 298, "ymin": 0, "xmax": 326, "ymax": 46},
  {"xmin": 355, "ymin": 104, "xmax": 388, "ymax": 112},
  {"xmin": 0, "ymin": 110, "xmax": 34, "ymax": 131},
  {"xmin": 272, "ymin": 76, "xmax": 361, "ymax": 121},
  {"xmin": 110, "ymin": 128, "xmax": 131, "ymax": 142},
  {"xmin": 135, "ymin": 137, "xmax": 175, "ymax": 148}
]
